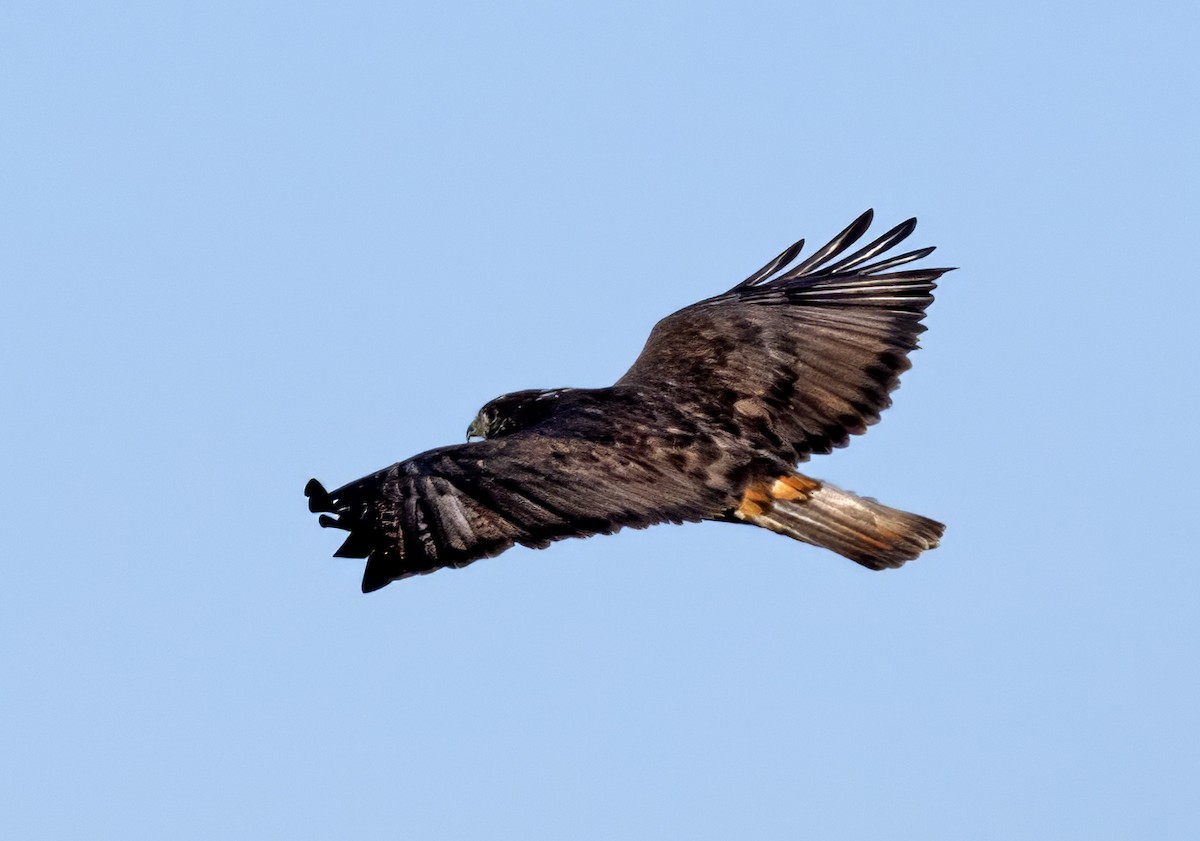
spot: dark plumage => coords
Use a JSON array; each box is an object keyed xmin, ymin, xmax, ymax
[{"xmin": 307, "ymin": 210, "xmax": 953, "ymax": 592}]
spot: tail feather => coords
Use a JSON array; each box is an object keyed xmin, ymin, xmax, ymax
[{"xmin": 746, "ymin": 479, "xmax": 943, "ymax": 570}]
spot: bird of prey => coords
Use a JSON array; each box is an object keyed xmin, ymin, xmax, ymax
[{"xmin": 306, "ymin": 210, "xmax": 951, "ymax": 592}]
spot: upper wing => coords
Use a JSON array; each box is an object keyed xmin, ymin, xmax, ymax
[
  {"xmin": 306, "ymin": 419, "xmax": 729, "ymax": 592},
  {"xmin": 617, "ymin": 210, "xmax": 953, "ymax": 464}
]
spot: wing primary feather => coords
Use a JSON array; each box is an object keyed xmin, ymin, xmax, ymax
[
  {"xmin": 361, "ymin": 555, "xmax": 400, "ymax": 593},
  {"xmin": 733, "ymin": 238, "xmax": 806, "ymax": 289},
  {"xmin": 333, "ymin": 530, "xmax": 373, "ymax": 558},
  {"xmin": 858, "ymin": 247, "xmax": 939, "ymax": 275},
  {"xmin": 815, "ymin": 217, "xmax": 917, "ymax": 275},
  {"xmin": 774, "ymin": 209, "xmax": 874, "ymax": 281},
  {"xmin": 305, "ymin": 478, "xmax": 333, "ymax": 513},
  {"xmin": 318, "ymin": 514, "xmax": 348, "ymax": 530}
]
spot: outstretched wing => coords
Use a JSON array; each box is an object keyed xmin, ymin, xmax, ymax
[
  {"xmin": 306, "ymin": 420, "xmax": 730, "ymax": 592},
  {"xmin": 617, "ymin": 210, "xmax": 952, "ymax": 464}
]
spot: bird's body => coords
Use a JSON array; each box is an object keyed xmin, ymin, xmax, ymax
[{"xmin": 307, "ymin": 210, "xmax": 952, "ymax": 592}]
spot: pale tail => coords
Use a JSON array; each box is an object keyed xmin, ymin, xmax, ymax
[{"xmin": 750, "ymin": 481, "xmax": 944, "ymax": 570}]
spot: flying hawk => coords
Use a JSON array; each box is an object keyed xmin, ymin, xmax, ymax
[{"xmin": 306, "ymin": 210, "xmax": 951, "ymax": 592}]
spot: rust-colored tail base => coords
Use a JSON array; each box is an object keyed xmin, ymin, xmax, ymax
[{"xmin": 735, "ymin": 474, "xmax": 944, "ymax": 569}]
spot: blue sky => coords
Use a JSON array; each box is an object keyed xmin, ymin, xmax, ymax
[{"xmin": 3, "ymin": 1, "xmax": 1198, "ymax": 838}]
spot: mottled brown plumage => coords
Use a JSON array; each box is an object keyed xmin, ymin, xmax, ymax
[{"xmin": 306, "ymin": 210, "xmax": 952, "ymax": 592}]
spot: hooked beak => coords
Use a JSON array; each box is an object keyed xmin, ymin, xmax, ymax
[{"xmin": 466, "ymin": 417, "xmax": 485, "ymax": 442}]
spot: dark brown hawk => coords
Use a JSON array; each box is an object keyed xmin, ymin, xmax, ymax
[{"xmin": 306, "ymin": 210, "xmax": 952, "ymax": 592}]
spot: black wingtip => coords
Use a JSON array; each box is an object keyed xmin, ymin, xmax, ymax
[
  {"xmin": 817, "ymin": 217, "xmax": 921, "ymax": 276},
  {"xmin": 843, "ymin": 208, "xmax": 875, "ymax": 244},
  {"xmin": 776, "ymin": 210, "xmax": 878, "ymax": 280},
  {"xmin": 734, "ymin": 237, "xmax": 806, "ymax": 289},
  {"xmin": 845, "ymin": 208, "xmax": 874, "ymax": 238},
  {"xmin": 319, "ymin": 514, "xmax": 349, "ymax": 530},
  {"xmin": 305, "ymin": 478, "xmax": 333, "ymax": 513},
  {"xmin": 361, "ymin": 561, "xmax": 392, "ymax": 593},
  {"xmin": 333, "ymin": 530, "xmax": 373, "ymax": 559}
]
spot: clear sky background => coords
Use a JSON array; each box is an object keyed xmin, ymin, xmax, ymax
[{"xmin": 3, "ymin": 1, "xmax": 1198, "ymax": 838}]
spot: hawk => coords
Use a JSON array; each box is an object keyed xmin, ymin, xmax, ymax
[{"xmin": 306, "ymin": 210, "xmax": 951, "ymax": 592}]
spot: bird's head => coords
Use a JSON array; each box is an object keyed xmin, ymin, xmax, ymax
[{"xmin": 467, "ymin": 388, "xmax": 575, "ymax": 441}]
